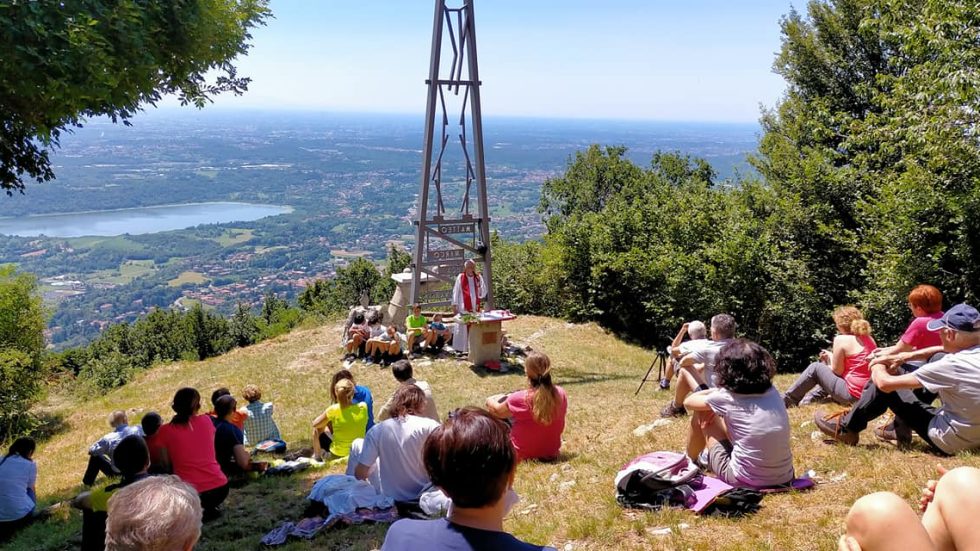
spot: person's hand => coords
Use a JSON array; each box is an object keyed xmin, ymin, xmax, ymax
[
  {"xmin": 919, "ymin": 464, "xmax": 949, "ymax": 512},
  {"xmin": 681, "ymin": 322, "xmax": 690, "ymax": 334},
  {"xmin": 819, "ymin": 349, "xmax": 831, "ymax": 364},
  {"xmin": 838, "ymin": 535, "xmax": 862, "ymax": 551}
]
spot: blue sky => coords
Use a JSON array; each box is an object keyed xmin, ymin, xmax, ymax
[{"xmin": 190, "ymin": 0, "xmax": 799, "ymax": 123}]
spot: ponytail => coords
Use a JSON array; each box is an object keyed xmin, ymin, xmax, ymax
[
  {"xmin": 850, "ymin": 319, "xmax": 872, "ymax": 336},
  {"xmin": 525, "ymin": 352, "xmax": 559, "ymax": 425},
  {"xmin": 171, "ymin": 387, "xmax": 201, "ymax": 425}
]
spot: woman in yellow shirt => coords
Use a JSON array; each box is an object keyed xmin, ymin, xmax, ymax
[{"xmin": 312, "ymin": 378, "xmax": 368, "ymax": 461}]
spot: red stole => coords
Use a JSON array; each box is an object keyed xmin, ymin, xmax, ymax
[{"xmin": 460, "ymin": 272, "xmax": 482, "ymax": 312}]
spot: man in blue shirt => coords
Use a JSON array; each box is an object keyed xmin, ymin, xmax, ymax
[{"xmin": 82, "ymin": 410, "xmax": 142, "ymax": 486}]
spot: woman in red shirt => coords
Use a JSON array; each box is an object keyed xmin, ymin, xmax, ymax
[
  {"xmin": 486, "ymin": 352, "xmax": 568, "ymax": 461},
  {"xmin": 155, "ymin": 387, "xmax": 229, "ymax": 520}
]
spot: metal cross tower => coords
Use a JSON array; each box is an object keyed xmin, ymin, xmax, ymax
[{"xmin": 410, "ymin": 0, "xmax": 493, "ymax": 309}]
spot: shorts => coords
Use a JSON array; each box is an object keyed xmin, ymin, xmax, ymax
[{"xmin": 706, "ymin": 439, "xmax": 739, "ymax": 485}]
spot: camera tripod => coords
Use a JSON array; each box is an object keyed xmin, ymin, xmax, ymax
[{"xmin": 634, "ymin": 348, "xmax": 670, "ymax": 396}]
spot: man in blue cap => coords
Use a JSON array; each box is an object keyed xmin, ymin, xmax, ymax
[{"xmin": 815, "ymin": 303, "xmax": 980, "ymax": 453}]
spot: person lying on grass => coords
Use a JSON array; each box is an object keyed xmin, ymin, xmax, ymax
[
  {"xmin": 660, "ymin": 314, "xmax": 737, "ymax": 418},
  {"xmin": 683, "ymin": 339, "xmax": 795, "ymax": 489},
  {"xmin": 312, "ymin": 378, "xmax": 369, "ymax": 461},
  {"xmin": 381, "ymin": 407, "xmax": 556, "ymax": 551},
  {"xmin": 486, "ymin": 351, "xmax": 568, "ymax": 462},
  {"xmin": 838, "ymin": 465, "xmax": 980, "ymax": 551},
  {"xmin": 783, "ymin": 306, "xmax": 876, "ymax": 408},
  {"xmin": 347, "ymin": 385, "xmax": 441, "ymax": 501},
  {"xmin": 815, "ymin": 303, "xmax": 980, "ymax": 453}
]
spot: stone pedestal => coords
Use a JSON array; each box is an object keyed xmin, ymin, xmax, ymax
[
  {"xmin": 387, "ymin": 270, "xmax": 438, "ymax": 329},
  {"xmin": 468, "ymin": 320, "xmax": 502, "ymax": 366}
]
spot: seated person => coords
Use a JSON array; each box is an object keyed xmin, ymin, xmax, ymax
[
  {"xmin": 661, "ymin": 314, "xmax": 737, "ymax": 418},
  {"xmin": 154, "ymin": 387, "xmax": 229, "ymax": 520},
  {"xmin": 344, "ymin": 311, "xmax": 370, "ymax": 360},
  {"xmin": 329, "ymin": 369, "xmax": 375, "ymax": 430},
  {"xmin": 0, "ymin": 438, "xmax": 38, "ymax": 542},
  {"xmin": 363, "ymin": 310, "xmax": 387, "ymax": 362},
  {"xmin": 684, "ymin": 339, "xmax": 795, "ymax": 489},
  {"xmin": 206, "ymin": 388, "xmax": 246, "ymax": 430},
  {"xmin": 213, "ymin": 395, "xmax": 264, "ymax": 480},
  {"xmin": 105, "ymin": 475, "xmax": 202, "ymax": 551},
  {"xmin": 372, "ymin": 325, "xmax": 406, "ymax": 365},
  {"xmin": 405, "ymin": 304, "xmax": 429, "ymax": 354},
  {"xmin": 816, "ymin": 303, "xmax": 980, "ymax": 452},
  {"xmin": 426, "ymin": 313, "xmax": 451, "ymax": 350},
  {"xmin": 869, "ymin": 284, "xmax": 945, "ymax": 370},
  {"xmin": 838, "ymin": 466, "xmax": 980, "ymax": 551},
  {"xmin": 378, "ymin": 360, "xmax": 439, "ymax": 422},
  {"xmin": 240, "ymin": 384, "xmax": 284, "ymax": 450},
  {"xmin": 486, "ymin": 351, "xmax": 568, "ymax": 462},
  {"xmin": 662, "ymin": 320, "xmax": 710, "ymax": 390},
  {"xmin": 140, "ymin": 412, "xmax": 165, "ymax": 474},
  {"xmin": 73, "ymin": 435, "xmax": 151, "ymax": 551},
  {"xmin": 347, "ymin": 385, "xmax": 441, "ymax": 501},
  {"xmin": 381, "ymin": 407, "xmax": 556, "ymax": 550},
  {"xmin": 783, "ymin": 306, "xmax": 876, "ymax": 407},
  {"xmin": 83, "ymin": 410, "xmax": 143, "ymax": 487},
  {"xmin": 312, "ymin": 378, "xmax": 369, "ymax": 461}
]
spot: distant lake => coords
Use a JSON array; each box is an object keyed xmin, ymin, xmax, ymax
[{"xmin": 0, "ymin": 202, "xmax": 293, "ymax": 237}]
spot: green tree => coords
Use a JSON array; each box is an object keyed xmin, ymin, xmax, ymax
[
  {"xmin": 0, "ymin": 266, "xmax": 46, "ymax": 435},
  {"xmin": 229, "ymin": 302, "xmax": 260, "ymax": 348},
  {"xmin": 0, "ymin": 0, "xmax": 270, "ymax": 191}
]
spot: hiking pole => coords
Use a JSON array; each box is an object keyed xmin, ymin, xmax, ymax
[{"xmin": 634, "ymin": 349, "xmax": 667, "ymax": 396}]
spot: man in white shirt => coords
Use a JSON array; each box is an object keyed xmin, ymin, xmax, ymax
[
  {"xmin": 450, "ymin": 259, "xmax": 487, "ymax": 354},
  {"xmin": 660, "ymin": 314, "xmax": 737, "ymax": 418},
  {"xmin": 377, "ymin": 360, "xmax": 439, "ymax": 422},
  {"xmin": 347, "ymin": 385, "xmax": 441, "ymax": 501},
  {"xmin": 82, "ymin": 410, "xmax": 143, "ymax": 486}
]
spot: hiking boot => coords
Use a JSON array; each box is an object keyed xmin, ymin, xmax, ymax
[
  {"xmin": 659, "ymin": 378, "xmax": 670, "ymax": 391},
  {"xmin": 875, "ymin": 418, "xmax": 913, "ymax": 448},
  {"xmin": 814, "ymin": 409, "xmax": 859, "ymax": 445},
  {"xmin": 660, "ymin": 401, "xmax": 687, "ymax": 418}
]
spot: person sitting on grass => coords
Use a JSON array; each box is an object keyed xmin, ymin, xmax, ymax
[
  {"xmin": 662, "ymin": 320, "xmax": 710, "ymax": 390},
  {"xmin": 213, "ymin": 395, "xmax": 266, "ymax": 481},
  {"xmin": 380, "ymin": 407, "xmax": 556, "ymax": 551},
  {"xmin": 405, "ymin": 304, "xmax": 429, "ymax": 356},
  {"xmin": 105, "ymin": 475, "xmax": 202, "ymax": 551},
  {"xmin": 140, "ymin": 412, "xmax": 166, "ymax": 474},
  {"xmin": 73, "ymin": 435, "xmax": 151, "ymax": 551},
  {"xmin": 426, "ymin": 313, "xmax": 451, "ymax": 350},
  {"xmin": 240, "ymin": 384, "xmax": 284, "ymax": 451},
  {"xmin": 0, "ymin": 438, "xmax": 39, "ymax": 542},
  {"xmin": 363, "ymin": 310, "xmax": 387, "ymax": 363},
  {"xmin": 344, "ymin": 311, "xmax": 370, "ymax": 360},
  {"xmin": 683, "ymin": 339, "xmax": 795, "ymax": 489},
  {"xmin": 660, "ymin": 314, "xmax": 737, "ymax": 418},
  {"xmin": 372, "ymin": 324, "xmax": 406, "ymax": 366},
  {"xmin": 83, "ymin": 410, "xmax": 143, "ymax": 487},
  {"xmin": 312, "ymin": 378, "xmax": 369, "ymax": 461},
  {"xmin": 783, "ymin": 306, "xmax": 876, "ymax": 407},
  {"xmin": 486, "ymin": 351, "xmax": 568, "ymax": 462},
  {"xmin": 815, "ymin": 303, "xmax": 980, "ymax": 452},
  {"xmin": 154, "ymin": 387, "xmax": 229, "ymax": 521},
  {"xmin": 206, "ymin": 388, "xmax": 246, "ymax": 430},
  {"xmin": 837, "ymin": 466, "xmax": 980, "ymax": 551},
  {"xmin": 348, "ymin": 385, "xmax": 441, "ymax": 501},
  {"xmin": 377, "ymin": 360, "xmax": 439, "ymax": 422}
]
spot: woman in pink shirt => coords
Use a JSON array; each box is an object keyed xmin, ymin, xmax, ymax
[
  {"xmin": 486, "ymin": 352, "xmax": 568, "ymax": 461},
  {"xmin": 783, "ymin": 306, "xmax": 876, "ymax": 407},
  {"xmin": 156, "ymin": 387, "xmax": 229, "ymax": 520}
]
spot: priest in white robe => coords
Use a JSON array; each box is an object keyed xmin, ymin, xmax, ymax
[{"xmin": 450, "ymin": 259, "xmax": 487, "ymax": 353}]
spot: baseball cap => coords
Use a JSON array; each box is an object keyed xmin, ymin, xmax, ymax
[{"xmin": 927, "ymin": 303, "xmax": 980, "ymax": 332}]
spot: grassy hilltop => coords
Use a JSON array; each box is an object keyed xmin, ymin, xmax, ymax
[{"xmin": 9, "ymin": 316, "xmax": 979, "ymax": 551}]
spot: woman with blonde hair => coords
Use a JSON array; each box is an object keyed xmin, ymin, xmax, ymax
[
  {"xmin": 486, "ymin": 351, "xmax": 568, "ymax": 461},
  {"xmin": 312, "ymin": 377, "xmax": 369, "ymax": 461},
  {"xmin": 783, "ymin": 306, "xmax": 877, "ymax": 407}
]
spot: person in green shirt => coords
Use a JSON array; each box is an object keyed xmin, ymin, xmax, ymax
[
  {"xmin": 406, "ymin": 304, "xmax": 429, "ymax": 355},
  {"xmin": 312, "ymin": 378, "xmax": 369, "ymax": 461}
]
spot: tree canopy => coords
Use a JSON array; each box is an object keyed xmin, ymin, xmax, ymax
[{"xmin": 0, "ymin": 0, "xmax": 270, "ymax": 191}]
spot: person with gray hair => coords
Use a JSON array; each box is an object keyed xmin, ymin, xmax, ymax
[
  {"xmin": 662, "ymin": 320, "xmax": 711, "ymax": 390},
  {"xmin": 450, "ymin": 259, "xmax": 487, "ymax": 354},
  {"xmin": 661, "ymin": 314, "xmax": 737, "ymax": 418},
  {"xmin": 83, "ymin": 410, "xmax": 143, "ymax": 487},
  {"xmin": 105, "ymin": 475, "xmax": 202, "ymax": 551}
]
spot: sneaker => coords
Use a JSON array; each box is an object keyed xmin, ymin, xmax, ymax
[
  {"xmin": 660, "ymin": 401, "xmax": 687, "ymax": 418},
  {"xmin": 814, "ymin": 409, "xmax": 859, "ymax": 445},
  {"xmin": 659, "ymin": 378, "xmax": 670, "ymax": 391},
  {"xmin": 875, "ymin": 418, "xmax": 913, "ymax": 448}
]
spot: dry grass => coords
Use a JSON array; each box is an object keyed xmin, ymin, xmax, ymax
[{"xmin": 8, "ymin": 316, "xmax": 980, "ymax": 551}]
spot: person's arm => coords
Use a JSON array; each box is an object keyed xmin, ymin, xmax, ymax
[
  {"xmin": 678, "ymin": 351, "xmax": 698, "ymax": 369},
  {"xmin": 376, "ymin": 397, "xmax": 393, "ymax": 423},
  {"xmin": 871, "ymin": 364, "xmax": 924, "ymax": 393},
  {"xmin": 232, "ymin": 444, "xmax": 252, "ymax": 471},
  {"xmin": 683, "ymin": 389, "xmax": 715, "ymax": 412},
  {"xmin": 670, "ymin": 323, "xmax": 690, "ymax": 358},
  {"xmin": 885, "ymin": 345, "xmax": 944, "ymax": 369},
  {"xmin": 88, "ymin": 433, "xmax": 113, "ymax": 457},
  {"xmin": 486, "ymin": 394, "xmax": 512, "ymax": 418},
  {"xmin": 354, "ymin": 463, "xmax": 372, "ymax": 481},
  {"xmin": 830, "ymin": 336, "xmax": 848, "ymax": 376}
]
